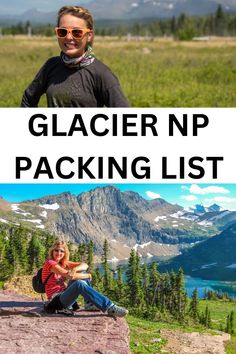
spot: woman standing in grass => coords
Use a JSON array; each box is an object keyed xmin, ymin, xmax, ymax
[
  {"xmin": 42, "ymin": 239, "xmax": 128, "ymax": 317},
  {"xmin": 21, "ymin": 5, "xmax": 129, "ymax": 107}
]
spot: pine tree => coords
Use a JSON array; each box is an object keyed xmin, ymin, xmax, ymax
[
  {"xmin": 148, "ymin": 262, "xmax": 160, "ymax": 307},
  {"xmin": 230, "ymin": 311, "xmax": 235, "ymax": 335},
  {"xmin": 226, "ymin": 311, "xmax": 235, "ymax": 334},
  {"xmin": 226, "ymin": 314, "xmax": 230, "ymax": 333},
  {"xmin": 126, "ymin": 249, "xmax": 143, "ymax": 308},
  {"xmin": 0, "ymin": 231, "xmax": 12, "ymax": 279},
  {"xmin": 170, "ymin": 16, "xmax": 177, "ymax": 35},
  {"xmin": 92, "ymin": 268, "xmax": 103, "ymax": 291},
  {"xmin": 175, "ymin": 268, "xmax": 186, "ymax": 322},
  {"xmin": 159, "ymin": 273, "xmax": 170, "ymax": 312},
  {"xmin": 114, "ymin": 266, "xmax": 125, "ymax": 303},
  {"xmin": 169, "ymin": 271, "xmax": 177, "ymax": 313},
  {"xmin": 203, "ymin": 305, "xmax": 212, "ymax": 328},
  {"xmin": 135, "ymin": 251, "xmax": 144, "ymax": 307},
  {"xmin": 189, "ymin": 288, "xmax": 199, "ymax": 321},
  {"xmin": 27, "ymin": 234, "xmax": 45, "ymax": 272},
  {"xmin": 44, "ymin": 232, "xmax": 57, "ymax": 251},
  {"xmin": 14, "ymin": 227, "xmax": 29, "ymax": 273},
  {"xmin": 215, "ymin": 4, "xmax": 226, "ymax": 36},
  {"xmin": 102, "ymin": 239, "xmax": 112, "ymax": 293},
  {"xmin": 142, "ymin": 263, "xmax": 149, "ymax": 306},
  {"xmin": 78, "ymin": 243, "xmax": 86, "ymax": 262},
  {"xmin": 87, "ymin": 240, "xmax": 94, "ymax": 271}
]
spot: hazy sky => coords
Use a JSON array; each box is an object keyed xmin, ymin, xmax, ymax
[
  {"xmin": 0, "ymin": 0, "xmax": 92, "ymax": 15},
  {"xmin": 1, "ymin": 183, "xmax": 236, "ymax": 210}
]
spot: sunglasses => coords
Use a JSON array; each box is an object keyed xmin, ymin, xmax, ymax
[
  {"xmin": 55, "ymin": 27, "xmax": 90, "ymax": 39},
  {"xmin": 54, "ymin": 249, "xmax": 65, "ymax": 253}
]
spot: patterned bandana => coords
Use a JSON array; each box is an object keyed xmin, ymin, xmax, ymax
[{"xmin": 60, "ymin": 45, "xmax": 95, "ymax": 69}]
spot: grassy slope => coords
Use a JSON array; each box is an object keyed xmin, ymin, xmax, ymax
[
  {"xmin": 1, "ymin": 36, "xmax": 236, "ymax": 107},
  {"xmin": 127, "ymin": 299, "xmax": 236, "ymax": 353}
]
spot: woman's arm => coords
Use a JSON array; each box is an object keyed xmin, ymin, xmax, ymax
[
  {"xmin": 21, "ymin": 58, "xmax": 55, "ymax": 107},
  {"xmin": 50, "ymin": 263, "xmax": 92, "ymax": 281},
  {"xmin": 66, "ymin": 261, "xmax": 89, "ymax": 272},
  {"xmin": 71, "ymin": 271, "xmax": 92, "ymax": 281}
]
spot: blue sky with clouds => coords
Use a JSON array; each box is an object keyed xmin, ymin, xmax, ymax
[
  {"xmin": 1, "ymin": 184, "xmax": 236, "ymax": 210},
  {"xmin": 0, "ymin": 0, "xmax": 92, "ymax": 15}
]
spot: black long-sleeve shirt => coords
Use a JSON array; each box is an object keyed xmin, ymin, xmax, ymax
[{"xmin": 21, "ymin": 57, "xmax": 129, "ymax": 107}]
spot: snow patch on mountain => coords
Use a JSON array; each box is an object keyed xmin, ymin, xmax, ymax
[
  {"xmin": 15, "ymin": 211, "xmax": 32, "ymax": 216},
  {"xmin": 200, "ymin": 262, "xmax": 217, "ymax": 269},
  {"xmin": 133, "ymin": 242, "xmax": 153, "ymax": 251},
  {"xmin": 133, "ymin": 244, "xmax": 139, "ymax": 251},
  {"xmin": 155, "ymin": 215, "xmax": 167, "ymax": 222},
  {"xmin": 0, "ymin": 218, "xmax": 9, "ymax": 224},
  {"xmin": 36, "ymin": 225, "xmax": 45, "ymax": 229},
  {"xmin": 11, "ymin": 204, "xmax": 20, "ymax": 211},
  {"xmin": 11, "ymin": 204, "xmax": 32, "ymax": 217},
  {"xmin": 170, "ymin": 211, "xmax": 185, "ymax": 218},
  {"xmin": 139, "ymin": 242, "xmax": 151, "ymax": 249},
  {"xmin": 40, "ymin": 210, "xmax": 47, "ymax": 218},
  {"xmin": 226, "ymin": 264, "xmax": 236, "ymax": 269},
  {"xmin": 108, "ymin": 256, "xmax": 119, "ymax": 263},
  {"xmin": 22, "ymin": 219, "xmax": 42, "ymax": 224},
  {"xmin": 146, "ymin": 253, "xmax": 153, "ymax": 258},
  {"xmin": 39, "ymin": 203, "xmax": 60, "ymax": 210},
  {"xmin": 197, "ymin": 220, "xmax": 213, "ymax": 227}
]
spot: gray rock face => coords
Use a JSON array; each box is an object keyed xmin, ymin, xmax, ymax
[
  {"xmin": 1, "ymin": 185, "xmax": 217, "ymax": 259},
  {"xmin": 0, "ymin": 290, "xmax": 130, "ymax": 354}
]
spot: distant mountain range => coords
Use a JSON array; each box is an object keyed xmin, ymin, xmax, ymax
[
  {"xmin": 160, "ymin": 222, "xmax": 236, "ymax": 281},
  {"xmin": 0, "ymin": 0, "xmax": 236, "ymax": 25},
  {"xmin": 1, "ymin": 185, "xmax": 236, "ymax": 275}
]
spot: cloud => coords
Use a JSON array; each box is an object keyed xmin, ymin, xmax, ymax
[
  {"xmin": 146, "ymin": 191, "xmax": 161, "ymax": 199},
  {"xmin": 189, "ymin": 184, "xmax": 230, "ymax": 195},
  {"xmin": 181, "ymin": 195, "xmax": 198, "ymax": 201},
  {"xmin": 204, "ymin": 196, "xmax": 236, "ymax": 211},
  {"xmin": 204, "ymin": 197, "xmax": 236, "ymax": 204}
]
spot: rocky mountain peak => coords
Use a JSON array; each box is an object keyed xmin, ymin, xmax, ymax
[
  {"xmin": 208, "ymin": 204, "xmax": 221, "ymax": 212},
  {"xmin": 31, "ymin": 192, "xmax": 78, "ymax": 208},
  {"xmin": 77, "ymin": 185, "xmax": 128, "ymax": 216}
]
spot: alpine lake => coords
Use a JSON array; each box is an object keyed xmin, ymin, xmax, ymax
[{"xmin": 103, "ymin": 256, "xmax": 236, "ymax": 299}]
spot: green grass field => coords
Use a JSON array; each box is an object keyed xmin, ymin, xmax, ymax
[
  {"xmin": 128, "ymin": 299, "xmax": 236, "ymax": 354},
  {"xmin": 1, "ymin": 36, "xmax": 236, "ymax": 107}
]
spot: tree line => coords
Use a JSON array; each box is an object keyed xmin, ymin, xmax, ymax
[
  {"xmin": 0, "ymin": 224, "xmax": 234, "ymax": 333},
  {"xmin": 1, "ymin": 6, "xmax": 236, "ymax": 39}
]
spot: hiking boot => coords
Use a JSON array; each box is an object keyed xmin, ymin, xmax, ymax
[
  {"xmin": 72, "ymin": 302, "xmax": 80, "ymax": 311},
  {"xmin": 107, "ymin": 305, "xmax": 128, "ymax": 318},
  {"xmin": 44, "ymin": 295, "xmax": 64, "ymax": 314},
  {"xmin": 84, "ymin": 302, "xmax": 100, "ymax": 311},
  {"xmin": 56, "ymin": 308, "xmax": 74, "ymax": 316}
]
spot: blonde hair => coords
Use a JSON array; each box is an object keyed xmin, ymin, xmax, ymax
[
  {"xmin": 48, "ymin": 240, "xmax": 70, "ymax": 268},
  {"xmin": 57, "ymin": 6, "xmax": 94, "ymax": 30}
]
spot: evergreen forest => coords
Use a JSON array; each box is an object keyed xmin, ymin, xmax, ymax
[{"xmin": 1, "ymin": 5, "xmax": 236, "ymax": 40}]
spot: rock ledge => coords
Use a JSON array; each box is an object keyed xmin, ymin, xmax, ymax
[{"xmin": 0, "ymin": 290, "xmax": 130, "ymax": 354}]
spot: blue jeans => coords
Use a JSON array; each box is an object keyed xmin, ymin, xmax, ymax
[{"xmin": 59, "ymin": 279, "xmax": 113, "ymax": 312}]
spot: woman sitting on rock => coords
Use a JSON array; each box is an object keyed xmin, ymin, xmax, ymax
[{"xmin": 42, "ymin": 240, "xmax": 128, "ymax": 317}]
